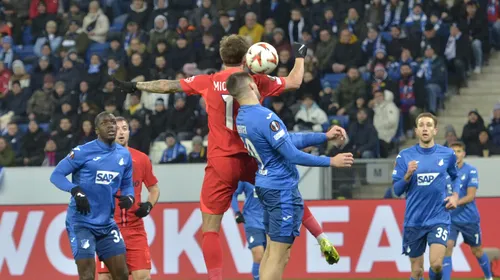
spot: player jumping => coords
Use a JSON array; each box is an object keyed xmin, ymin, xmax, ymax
[
  {"xmin": 393, "ymin": 112, "xmax": 459, "ymax": 280},
  {"xmin": 50, "ymin": 112, "xmax": 134, "ymax": 280},
  {"xmin": 113, "ymin": 35, "xmax": 339, "ymax": 278},
  {"xmin": 227, "ymin": 72, "xmax": 354, "ymax": 280},
  {"xmin": 442, "ymin": 141, "xmax": 493, "ymax": 280},
  {"xmin": 97, "ymin": 116, "xmax": 160, "ymax": 280}
]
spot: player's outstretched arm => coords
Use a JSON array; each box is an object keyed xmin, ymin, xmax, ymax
[
  {"xmin": 289, "ymin": 126, "xmax": 347, "ymax": 150},
  {"xmin": 112, "ymin": 77, "xmax": 183, "ymax": 94},
  {"xmin": 283, "ymin": 43, "xmax": 307, "ymax": 91}
]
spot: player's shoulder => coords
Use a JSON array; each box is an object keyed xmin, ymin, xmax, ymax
[
  {"xmin": 70, "ymin": 140, "xmax": 95, "ymax": 154},
  {"xmin": 115, "ymin": 144, "xmax": 131, "ymax": 156},
  {"xmin": 252, "ymin": 73, "xmax": 281, "ymax": 84},
  {"xmin": 397, "ymin": 145, "xmax": 417, "ymax": 158},
  {"xmin": 464, "ymin": 162, "xmax": 478, "ymax": 173},
  {"xmin": 183, "ymin": 74, "xmax": 211, "ymax": 84},
  {"xmin": 436, "ymin": 144, "xmax": 453, "ymax": 153}
]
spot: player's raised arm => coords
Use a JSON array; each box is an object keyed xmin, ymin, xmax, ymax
[
  {"xmin": 289, "ymin": 125, "xmax": 347, "ymax": 150},
  {"xmin": 392, "ymin": 154, "xmax": 413, "ymax": 197},
  {"xmin": 283, "ymin": 42, "xmax": 307, "ymax": 91},
  {"xmin": 113, "ymin": 77, "xmax": 183, "ymax": 94}
]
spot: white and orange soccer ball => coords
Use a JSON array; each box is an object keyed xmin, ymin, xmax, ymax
[{"xmin": 245, "ymin": 42, "xmax": 279, "ymax": 74}]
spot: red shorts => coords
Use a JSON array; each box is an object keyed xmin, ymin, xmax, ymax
[
  {"xmin": 200, "ymin": 154, "xmax": 257, "ymax": 214},
  {"xmin": 96, "ymin": 227, "xmax": 151, "ymax": 274}
]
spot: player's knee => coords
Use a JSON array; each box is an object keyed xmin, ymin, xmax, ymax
[
  {"xmin": 80, "ymin": 269, "xmax": 95, "ymax": 280},
  {"xmin": 471, "ymin": 246, "xmax": 483, "ymax": 258},
  {"xmin": 410, "ymin": 267, "xmax": 424, "ymax": 278},
  {"xmin": 252, "ymin": 246, "xmax": 265, "ymax": 263},
  {"xmin": 97, "ymin": 273, "xmax": 112, "ymax": 280},
  {"xmin": 201, "ymin": 212, "xmax": 223, "ymax": 232},
  {"xmin": 430, "ymin": 260, "xmax": 443, "ymax": 272}
]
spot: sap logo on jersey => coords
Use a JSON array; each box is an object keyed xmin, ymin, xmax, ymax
[
  {"xmin": 95, "ymin": 171, "xmax": 120, "ymax": 185},
  {"xmin": 417, "ymin": 173, "xmax": 439, "ymax": 186}
]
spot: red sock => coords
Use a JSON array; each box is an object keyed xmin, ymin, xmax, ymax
[
  {"xmin": 202, "ymin": 231, "xmax": 223, "ymax": 280},
  {"xmin": 302, "ymin": 204, "xmax": 323, "ymax": 238}
]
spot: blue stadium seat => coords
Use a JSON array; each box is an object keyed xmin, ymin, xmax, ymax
[
  {"xmin": 109, "ymin": 22, "xmax": 124, "ymax": 33},
  {"xmin": 85, "ymin": 42, "xmax": 110, "ymax": 62},
  {"xmin": 381, "ymin": 32, "xmax": 392, "ymax": 42},
  {"xmin": 113, "ymin": 14, "xmax": 128, "ymax": 25},
  {"xmin": 362, "ymin": 71, "xmax": 371, "ymax": 81},
  {"xmin": 24, "ymin": 64, "xmax": 33, "ymax": 74},
  {"xmin": 14, "ymin": 45, "xmax": 35, "ymax": 60},
  {"xmin": 18, "ymin": 123, "xmax": 50, "ymax": 134},
  {"xmin": 22, "ymin": 26, "xmax": 33, "ymax": 45},
  {"xmin": 322, "ymin": 73, "xmax": 346, "ymax": 89},
  {"xmin": 322, "ymin": 115, "xmax": 350, "ymax": 131}
]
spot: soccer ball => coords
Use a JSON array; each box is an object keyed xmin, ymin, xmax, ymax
[{"xmin": 245, "ymin": 42, "xmax": 279, "ymax": 74}]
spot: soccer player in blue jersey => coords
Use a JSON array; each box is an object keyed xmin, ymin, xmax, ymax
[
  {"xmin": 442, "ymin": 142, "xmax": 493, "ymax": 280},
  {"xmin": 231, "ymin": 181, "xmax": 265, "ymax": 280},
  {"xmin": 392, "ymin": 112, "xmax": 460, "ymax": 280},
  {"xmin": 227, "ymin": 72, "xmax": 354, "ymax": 280},
  {"xmin": 50, "ymin": 112, "xmax": 135, "ymax": 280}
]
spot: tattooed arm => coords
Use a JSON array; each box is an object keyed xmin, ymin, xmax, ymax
[{"xmin": 135, "ymin": 80, "xmax": 183, "ymax": 94}]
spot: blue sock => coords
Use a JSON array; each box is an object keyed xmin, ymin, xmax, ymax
[
  {"xmin": 442, "ymin": 256, "xmax": 452, "ymax": 280},
  {"xmin": 477, "ymin": 253, "xmax": 493, "ymax": 278},
  {"xmin": 429, "ymin": 267, "xmax": 442, "ymax": 280},
  {"xmin": 409, "ymin": 278, "xmax": 424, "ymax": 280},
  {"xmin": 252, "ymin": 262, "xmax": 260, "ymax": 280}
]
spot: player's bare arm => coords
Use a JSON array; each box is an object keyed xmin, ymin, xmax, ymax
[
  {"xmin": 147, "ymin": 184, "xmax": 160, "ymax": 206},
  {"xmin": 457, "ymin": 187, "xmax": 476, "ymax": 206},
  {"xmin": 283, "ymin": 43, "xmax": 307, "ymax": 91},
  {"xmin": 136, "ymin": 80, "xmax": 183, "ymax": 94}
]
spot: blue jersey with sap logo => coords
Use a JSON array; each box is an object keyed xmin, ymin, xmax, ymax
[
  {"xmin": 236, "ymin": 105, "xmax": 330, "ymax": 190},
  {"xmin": 451, "ymin": 163, "xmax": 480, "ymax": 224},
  {"xmin": 392, "ymin": 144, "xmax": 460, "ymax": 227},
  {"xmin": 231, "ymin": 181, "xmax": 264, "ymax": 230},
  {"xmin": 50, "ymin": 140, "xmax": 134, "ymax": 228}
]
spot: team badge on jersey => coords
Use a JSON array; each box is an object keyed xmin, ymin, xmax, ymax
[
  {"xmin": 68, "ymin": 151, "xmax": 75, "ymax": 159},
  {"xmin": 270, "ymin": 121, "xmax": 280, "ymax": 132}
]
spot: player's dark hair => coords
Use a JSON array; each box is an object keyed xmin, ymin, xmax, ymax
[
  {"xmin": 219, "ymin": 35, "xmax": 250, "ymax": 66},
  {"xmin": 416, "ymin": 112, "xmax": 438, "ymax": 127},
  {"xmin": 226, "ymin": 72, "xmax": 252, "ymax": 98},
  {"xmin": 449, "ymin": 141, "xmax": 466, "ymax": 150},
  {"xmin": 115, "ymin": 116, "xmax": 129, "ymax": 128},
  {"xmin": 94, "ymin": 111, "xmax": 114, "ymax": 128}
]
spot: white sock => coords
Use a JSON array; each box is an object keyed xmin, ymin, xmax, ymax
[{"xmin": 316, "ymin": 233, "xmax": 328, "ymax": 244}]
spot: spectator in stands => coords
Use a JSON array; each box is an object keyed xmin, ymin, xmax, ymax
[
  {"xmin": 368, "ymin": 47, "xmax": 390, "ymax": 71},
  {"xmin": 462, "ymin": 109, "xmax": 486, "ymax": 155},
  {"xmin": 0, "ymin": 136, "xmax": 15, "ymax": 166},
  {"xmin": 148, "ymin": 0, "xmax": 170, "ymax": 29},
  {"xmin": 148, "ymin": 15, "xmax": 177, "ymax": 53},
  {"xmin": 389, "ymin": 48, "xmax": 419, "ymax": 81},
  {"xmin": 42, "ymin": 44, "xmax": 62, "ymax": 71},
  {"xmin": 105, "ymin": 37, "xmax": 126, "ymax": 64},
  {"xmin": 386, "ymin": 25, "xmax": 408, "ymax": 59},
  {"xmin": 319, "ymin": 7, "xmax": 339, "ymax": 36},
  {"xmin": 34, "ymin": 21, "xmax": 63, "ymax": 57},
  {"xmin": 468, "ymin": 130, "xmax": 500, "ymax": 157},
  {"xmin": 77, "ymin": 119, "xmax": 96, "ymax": 145},
  {"xmin": 343, "ymin": 8, "xmax": 368, "ymax": 42},
  {"xmin": 196, "ymin": 14, "xmax": 218, "ymax": 43},
  {"xmin": 215, "ymin": 12, "xmax": 238, "ymax": 42},
  {"xmin": 288, "ymin": 8, "xmax": 306, "ymax": 44},
  {"xmin": 271, "ymin": 96, "xmax": 294, "ymax": 130},
  {"xmin": 128, "ymin": 117, "xmax": 151, "ymax": 155},
  {"xmin": 0, "ymin": 62, "xmax": 11, "ymax": 95},
  {"xmin": 262, "ymin": 18, "xmax": 276, "ymax": 43},
  {"xmin": 196, "ymin": 32, "xmax": 221, "ymax": 71},
  {"xmin": 370, "ymin": 63, "xmax": 399, "ymax": 103},
  {"xmin": 237, "ymin": 0, "xmax": 262, "ymax": 26},
  {"xmin": 271, "ymin": 28, "xmax": 292, "ymax": 55},
  {"xmin": 0, "ymin": 36, "xmax": 16, "ymax": 70},
  {"xmin": 86, "ymin": 54, "xmax": 106, "ymax": 92},
  {"xmin": 10, "ymin": 60, "xmax": 30, "ymax": 89},
  {"xmin": 294, "ymin": 94, "xmax": 328, "ymax": 132},
  {"xmin": 445, "ymin": 22, "xmax": 470, "ymax": 90},
  {"xmin": 416, "ymin": 44, "xmax": 446, "ymax": 115},
  {"xmin": 123, "ymin": 21, "xmax": 148, "ymax": 51},
  {"xmin": 82, "ymin": 1, "xmax": 110, "ymax": 44},
  {"xmin": 31, "ymin": 1, "xmax": 57, "ymax": 40},
  {"xmin": 16, "ymin": 120, "xmax": 47, "ymax": 166},
  {"xmin": 277, "ymin": 49, "xmax": 293, "ymax": 72},
  {"xmin": 61, "ymin": 3, "xmax": 84, "ymax": 32},
  {"xmin": 40, "ymin": 138, "xmax": 62, "ymax": 166},
  {"xmin": 462, "ymin": 1, "xmax": 489, "ymax": 74},
  {"xmin": 262, "ymin": 0, "xmax": 290, "ymax": 30},
  {"xmin": 126, "ymin": 0, "xmax": 151, "ymax": 30},
  {"xmin": 127, "ymin": 53, "xmax": 150, "ymax": 82},
  {"xmin": 488, "ymin": 103, "xmax": 500, "ymax": 146},
  {"xmin": 329, "ymin": 29, "xmax": 362, "ymax": 73},
  {"xmin": 123, "ymin": 91, "xmax": 150, "ymax": 125},
  {"xmin": 31, "ymin": 56, "xmax": 54, "ymax": 92},
  {"xmin": 27, "ymin": 74, "xmax": 55, "ymax": 123},
  {"xmin": 336, "ymin": 66, "xmax": 367, "ymax": 116},
  {"xmin": 127, "ymin": 38, "xmax": 149, "ymax": 64},
  {"xmin": 404, "ymin": 3, "xmax": 427, "ymax": 42},
  {"xmin": 4, "ymin": 81, "xmax": 29, "ymax": 121},
  {"xmin": 239, "ymin": 12, "xmax": 264, "ymax": 44},
  {"xmin": 3, "ymin": 122, "xmax": 22, "ymax": 156},
  {"xmin": 297, "ymin": 71, "xmax": 322, "ymax": 102},
  {"xmin": 317, "ymin": 81, "xmax": 337, "ymax": 115},
  {"xmin": 79, "ymin": 101, "xmax": 98, "ymax": 125},
  {"xmin": 175, "ymin": 16, "xmax": 196, "ymax": 44},
  {"xmin": 347, "ymin": 108, "xmax": 379, "ymax": 158},
  {"xmin": 397, "ymin": 63, "xmax": 424, "ymax": 137},
  {"xmin": 373, "ymin": 90, "xmax": 399, "ymax": 158},
  {"xmin": 443, "ymin": 125, "xmax": 458, "ymax": 147},
  {"xmin": 192, "ymin": 0, "xmax": 218, "ymax": 27},
  {"xmin": 169, "ymin": 37, "xmax": 195, "ymax": 72},
  {"xmin": 52, "ymin": 117, "xmax": 76, "ymax": 156},
  {"xmin": 315, "ymin": 28, "xmax": 337, "ymax": 72},
  {"xmin": 188, "ymin": 135, "xmax": 207, "ymax": 163},
  {"xmin": 166, "ymin": 93, "xmax": 195, "ymax": 140},
  {"xmin": 300, "ymin": 29, "xmax": 315, "ymax": 51},
  {"xmin": 51, "ymin": 102, "xmax": 78, "ymax": 132},
  {"xmin": 102, "ymin": 80, "xmax": 125, "ymax": 111},
  {"xmin": 365, "ymin": 0, "xmax": 384, "ymax": 28},
  {"xmin": 106, "ymin": 57, "xmax": 127, "ymax": 81},
  {"xmin": 150, "ymin": 98, "xmax": 168, "ymax": 141},
  {"xmin": 414, "ymin": 22, "xmax": 445, "ymax": 58},
  {"xmin": 78, "ymin": 80, "xmax": 100, "ymax": 108},
  {"xmin": 57, "ymin": 58, "xmax": 81, "ymax": 91},
  {"xmin": 2, "ymin": 4, "xmax": 24, "ymax": 42},
  {"xmin": 159, "ymin": 132, "xmax": 187, "ymax": 163},
  {"xmin": 380, "ymin": 0, "xmax": 407, "ymax": 31},
  {"xmin": 489, "ymin": 0, "xmax": 500, "ymax": 49},
  {"xmin": 194, "ymin": 97, "xmax": 208, "ymax": 138},
  {"xmin": 150, "ymin": 56, "xmax": 175, "ymax": 81}
]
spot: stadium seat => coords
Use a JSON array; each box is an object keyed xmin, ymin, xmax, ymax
[
  {"xmin": 361, "ymin": 71, "xmax": 371, "ymax": 82},
  {"xmin": 85, "ymin": 42, "xmax": 110, "ymax": 62},
  {"xmin": 113, "ymin": 14, "xmax": 128, "ymax": 26},
  {"xmin": 381, "ymin": 31, "xmax": 393, "ymax": 42},
  {"xmin": 322, "ymin": 73, "xmax": 346, "ymax": 89},
  {"xmin": 18, "ymin": 123, "xmax": 50, "ymax": 134},
  {"xmin": 322, "ymin": 115, "xmax": 350, "ymax": 131},
  {"xmin": 22, "ymin": 26, "xmax": 33, "ymax": 45},
  {"xmin": 14, "ymin": 45, "xmax": 35, "ymax": 60},
  {"xmin": 109, "ymin": 22, "xmax": 124, "ymax": 33}
]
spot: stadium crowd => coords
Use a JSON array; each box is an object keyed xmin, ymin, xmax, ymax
[{"xmin": 0, "ymin": 0, "xmax": 500, "ymax": 167}]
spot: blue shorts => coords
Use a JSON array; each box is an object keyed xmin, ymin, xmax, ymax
[
  {"xmin": 66, "ymin": 221, "xmax": 126, "ymax": 261},
  {"xmin": 255, "ymin": 187, "xmax": 303, "ymax": 244},
  {"xmin": 449, "ymin": 222, "xmax": 482, "ymax": 247},
  {"xmin": 245, "ymin": 227, "xmax": 267, "ymax": 249},
  {"xmin": 402, "ymin": 224, "xmax": 450, "ymax": 258}
]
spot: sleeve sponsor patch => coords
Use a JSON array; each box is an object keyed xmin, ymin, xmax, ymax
[
  {"xmin": 470, "ymin": 178, "xmax": 478, "ymax": 184},
  {"xmin": 273, "ymin": 129, "xmax": 285, "ymax": 140},
  {"xmin": 270, "ymin": 120, "xmax": 281, "ymax": 132}
]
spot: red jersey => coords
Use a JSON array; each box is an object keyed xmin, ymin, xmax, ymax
[
  {"xmin": 179, "ymin": 68, "xmax": 286, "ymax": 159},
  {"xmin": 114, "ymin": 147, "xmax": 158, "ymax": 228}
]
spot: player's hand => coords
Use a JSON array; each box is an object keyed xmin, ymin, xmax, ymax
[
  {"xmin": 444, "ymin": 194, "xmax": 458, "ymax": 209},
  {"xmin": 330, "ymin": 153, "xmax": 354, "ymax": 168},
  {"xmin": 135, "ymin": 202, "xmax": 153, "ymax": 218},
  {"xmin": 71, "ymin": 186, "xmax": 90, "ymax": 215},
  {"xmin": 235, "ymin": 212, "xmax": 245, "ymax": 224},
  {"xmin": 112, "ymin": 77, "xmax": 137, "ymax": 94},
  {"xmin": 404, "ymin": 160, "xmax": 418, "ymax": 181},
  {"xmin": 115, "ymin": 195, "xmax": 135, "ymax": 210},
  {"xmin": 326, "ymin": 125, "xmax": 346, "ymax": 141},
  {"xmin": 292, "ymin": 42, "xmax": 307, "ymax": 58}
]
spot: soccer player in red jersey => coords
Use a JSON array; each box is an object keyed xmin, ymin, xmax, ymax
[
  {"xmin": 113, "ymin": 35, "xmax": 338, "ymax": 279},
  {"xmin": 97, "ymin": 116, "xmax": 160, "ymax": 280}
]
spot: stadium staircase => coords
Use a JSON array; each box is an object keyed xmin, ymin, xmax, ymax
[{"xmin": 398, "ymin": 52, "xmax": 500, "ymax": 152}]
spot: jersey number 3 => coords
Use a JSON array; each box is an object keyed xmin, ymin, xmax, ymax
[{"xmin": 222, "ymin": 95, "xmax": 234, "ymax": 130}]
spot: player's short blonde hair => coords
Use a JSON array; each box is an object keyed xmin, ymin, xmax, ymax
[
  {"xmin": 416, "ymin": 112, "xmax": 438, "ymax": 127},
  {"xmin": 219, "ymin": 35, "xmax": 250, "ymax": 66}
]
